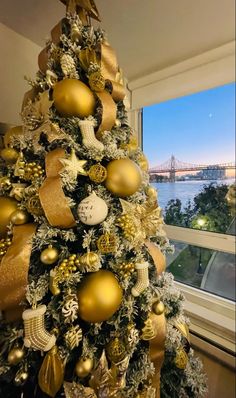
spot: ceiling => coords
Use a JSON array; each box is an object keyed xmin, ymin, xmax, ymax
[{"xmin": 0, "ymin": 0, "xmax": 235, "ymax": 81}]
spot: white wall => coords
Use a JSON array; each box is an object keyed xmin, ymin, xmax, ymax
[{"xmin": 0, "ymin": 23, "xmax": 42, "ymax": 125}]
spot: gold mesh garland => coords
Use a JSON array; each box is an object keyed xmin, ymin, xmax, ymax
[
  {"xmin": 88, "ymin": 164, "xmax": 107, "ymax": 183},
  {"xmin": 97, "ymin": 233, "xmax": 117, "ymax": 254}
]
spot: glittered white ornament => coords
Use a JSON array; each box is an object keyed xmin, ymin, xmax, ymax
[{"xmin": 77, "ymin": 192, "xmax": 108, "ymax": 225}]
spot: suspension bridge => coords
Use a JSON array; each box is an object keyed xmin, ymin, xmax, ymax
[{"xmin": 149, "ymin": 155, "xmax": 236, "ymax": 182}]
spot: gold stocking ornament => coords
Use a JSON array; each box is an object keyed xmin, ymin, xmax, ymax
[
  {"xmin": 131, "ymin": 262, "xmax": 149, "ymax": 297},
  {"xmin": 78, "ymin": 119, "xmax": 104, "ymax": 151},
  {"xmin": 22, "ymin": 305, "xmax": 56, "ymax": 351}
]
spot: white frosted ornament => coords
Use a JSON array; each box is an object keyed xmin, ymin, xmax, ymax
[{"xmin": 77, "ymin": 192, "xmax": 108, "ymax": 225}]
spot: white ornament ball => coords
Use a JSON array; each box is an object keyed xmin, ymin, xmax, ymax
[{"xmin": 77, "ymin": 192, "xmax": 108, "ymax": 225}]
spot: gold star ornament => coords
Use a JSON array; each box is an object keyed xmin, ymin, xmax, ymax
[{"xmin": 60, "ymin": 150, "xmax": 87, "ymax": 180}]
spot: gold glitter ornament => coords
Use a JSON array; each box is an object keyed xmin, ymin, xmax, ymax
[
  {"xmin": 0, "ymin": 147, "xmax": 19, "ymax": 164},
  {"xmin": 117, "ymin": 213, "xmax": 136, "ymax": 240},
  {"xmin": 10, "ymin": 183, "xmax": 26, "ymax": 201},
  {"xmin": 106, "ymin": 337, "xmax": 126, "ymax": 363},
  {"xmin": 8, "ymin": 347, "xmax": 25, "ymax": 365},
  {"xmin": 175, "ymin": 348, "xmax": 188, "ymax": 369},
  {"xmin": 0, "ymin": 237, "xmax": 12, "ymax": 257},
  {"xmin": 88, "ymin": 164, "xmax": 107, "ymax": 183},
  {"xmin": 0, "ymin": 176, "xmax": 11, "ymax": 190},
  {"xmin": 10, "ymin": 209, "xmax": 29, "ymax": 225},
  {"xmin": 40, "ymin": 245, "xmax": 59, "ymax": 265},
  {"xmin": 89, "ymin": 71, "xmax": 105, "ymax": 92},
  {"xmin": 14, "ymin": 369, "xmax": 29, "ymax": 386},
  {"xmin": 75, "ymin": 357, "xmax": 94, "ymax": 378},
  {"xmin": 97, "ymin": 232, "xmax": 117, "ymax": 254},
  {"xmin": 26, "ymin": 194, "xmax": 44, "ymax": 216}
]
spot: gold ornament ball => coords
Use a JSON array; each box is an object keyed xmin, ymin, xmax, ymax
[
  {"xmin": 53, "ymin": 78, "xmax": 96, "ymax": 118},
  {"xmin": 14, "ymin": 370, "xmax": 29, "ymax": 386},
  {"xmin": 0, "ymin": 148, "xmax": 19, "ymax": 164},
  {"xmin": 40, "ymin": 246, "xmax": 59, "ymax": 265},
  {"xmin": 8, "ymin": 347, "xmax": 25, "ymax": 365},
  {"xmin": 146, "ymin": 186, "xmax": 158, "ymax": 200},
  {"xmin": 152, "ymin": 300, "xmax": 165, "ymax": 315},
  {"xmin": 75, "ymin": 357, "xmax": 93, "ymax": 378},
  {"xmin": 0, "ymin": 197, "xmax": 18, "ymax": 238},
  {"xmin": 10, "ymin": 209, "xmax": 29, "ymax": 225},
  {"xmin": 105, "ymin": 158, "xmax": 142, "ymax": 197},
  {"xmin": 4, "ymin": 125, "xmax": 23, "ymax": 147},
  {"xmin": 77, "ymin": 270, "xmax": 123, "ymax": 323}
]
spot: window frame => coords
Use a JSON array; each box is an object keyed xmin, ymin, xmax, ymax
[{"xmin": 128, "ymin": 40, "xmax": 236, "ymax": 350}]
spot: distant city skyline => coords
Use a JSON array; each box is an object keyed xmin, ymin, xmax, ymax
[{"xmin": 143, "ymin": 83, "xmax": 235, "ymax": 170}]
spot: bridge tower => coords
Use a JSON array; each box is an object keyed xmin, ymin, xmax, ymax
[{"xmin": 169, "ymin": 155, "xmax": 176, "ymax": 182}]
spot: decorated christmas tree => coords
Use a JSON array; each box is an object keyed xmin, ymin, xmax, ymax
[{"xmin": 0, "ymin": 1, "xmax": 207, "ymax": 397}]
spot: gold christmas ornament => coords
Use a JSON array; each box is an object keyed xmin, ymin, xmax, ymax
[
  {"xmin": 115, "ymin": 118, "xmax": 121, "ymax": 128},
  {"xmin": 22, "ymin": 305, "xmax": 56, "ymax": 351},
  {"xmin": 10, "ymin": 183, "xmax": 26, "ymax": 201},
  {"xmin": 88, "ymin": 164, "xmax": 107, "ymax": 183},
  {"xmin": 77, "ymin": 270, "xmax": 123, "ymax": 323},
  {"xmin": 53, "ymin": 78, "xmax": 96, "ymax": 118},
  {"xmin": 105, "ymin": 158, "xmax": 142, "ymax": 197},
  {"xmin": 141, "ymin": 317, "xmax": 157, "ymax": 341},
  {"xmin": 0, "ymin": 196, "xmax": 18, "ymax": 238},
  {"xmin": 7, "ymin": 347, "xmax": 25, "ymax": 365},
  {"xmin": 0, "ymin": 176, "xmax": 12, "ymax": 190},
  {"xmin": 38, "ymin": 345, "xmax": 64, "ymax": 398},
  {"xmin": 59, "ymin": 149, "xmax": 87, "ymax": 181},
  {"xmin": 4, "ymin": 125, "xmax": 23, "ymax": 147},
  {"xmin": 145, "ymin": 186, "xmax": 157, "ymax": 201},
  {"xmin": 152, "ymin": 301, "xmax": 165, "ymax": 316},
  {"xmin": 106, "ymin": 337, "xmax": 126, "ymax": 363},
  {"xmin": 60, "ymin": 54, "xmax": 77, "ymax": 77},
  {"xmin": 137, "ymin": 153, "xmax": 149, "ymax": 172},
  {"xmin": 64, "ymin": 325, "xmax": 82, "ymax": 350},
  {"xmin": 120, "ymin": 135, "xmax": 138, "ymax": 153},
  {"xmin": 174, "ymin": 348, "xmax": 189, "ymax": 369},
  {"xmin": 26, "ymin": 194, "xmax": 44, "ymax": 216},
  {"xmin": 16, "ymin": 158, "xmax": 44, "ymax": 181},
  {"xmin": 14, "ymin": 369, "xmax": 29, "ymax": 386},
  {"xmin": 79, "ymin": 119, "xmax": 104, "ymax": 152},
  {"xmin": 77, "ymin": 192, "xmax": 108, "ymax": 225},
  {"xmin": 97, "ymin": 232, "xmax": 117, "ymax": 254},
  {"xmin": 0, "ymin": 147, "xmax": 19, "ymax": 163},
  {"xmin": 49, "ymin": 254, "xmax": 79, "ymax": 295},
  {"xmin": 40, "ymin": 245, "xmax": 59, "ymax": 265},
  {"xmin": 117, "ymin": 213, "xmax": 136, "ymax": 241},
  {"xmin": 0, "ymin": 237, "xmax": 12, "ymax": 257},
  {"xmin": 64, "ymin": 381, "xmax": 97, "ymax": 398},
  {"xmin": 118, "ymin": 261, "xmax": 135, "ymax": 278},
  {"xmin": 89, "ymin": 71, "xmax": 105, "ymax": 92},
  {"xmin": 10, "ymin": 209, "xmax": 29, "ymax": 225},
  {"xmin": 75, "ymin": 357, "xmax": 94, "ymax": 378},
  {"xmin": 131, "ymin": 262, "xmax": 149, "ymax": 297},
  {"xmin": 71, "ymin": 23, "xmax": 81, "ymax": 42},
  {"xmin": 79, "ymin": 251, "xmax": 100, "ymax": 271}
]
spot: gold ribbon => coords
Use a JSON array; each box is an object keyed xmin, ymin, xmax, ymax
[
  {"xmin": 96, "ymin": 91, "xmax": 117, "ymax": 137},
  {"xmin": 39, "ymin": 148, "xmax": 76, "ymax": 228},
  {"xmin": 149, "ymin": 312, "xmax": 166, "ymax": 398},
  {"xmin": 0, "ymin": 224, "xmax": 36, "ymax": 319}
]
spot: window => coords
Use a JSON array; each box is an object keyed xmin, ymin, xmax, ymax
[{"xmin": 143, "ymin": 83, "xmax": 236, "ymax": 301}]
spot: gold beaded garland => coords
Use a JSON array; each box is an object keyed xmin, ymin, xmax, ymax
[
  {"xmin": 106, "ymin": 337, "xmax": 126, "ymax": 363},
  {"xmin": 88, "ymin": 164, "xmax": 107, "ymax": 183},
  {"xmin": 97, "ymin": 233, "xmax": 117, "ymax": 254},
  {"xmin": 0, "ymin": 237, "xmax": 12, "ymax": 257},
  {"xmin": 15, "ymin": 155, "xmax": 44, "ymax": 181}
]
